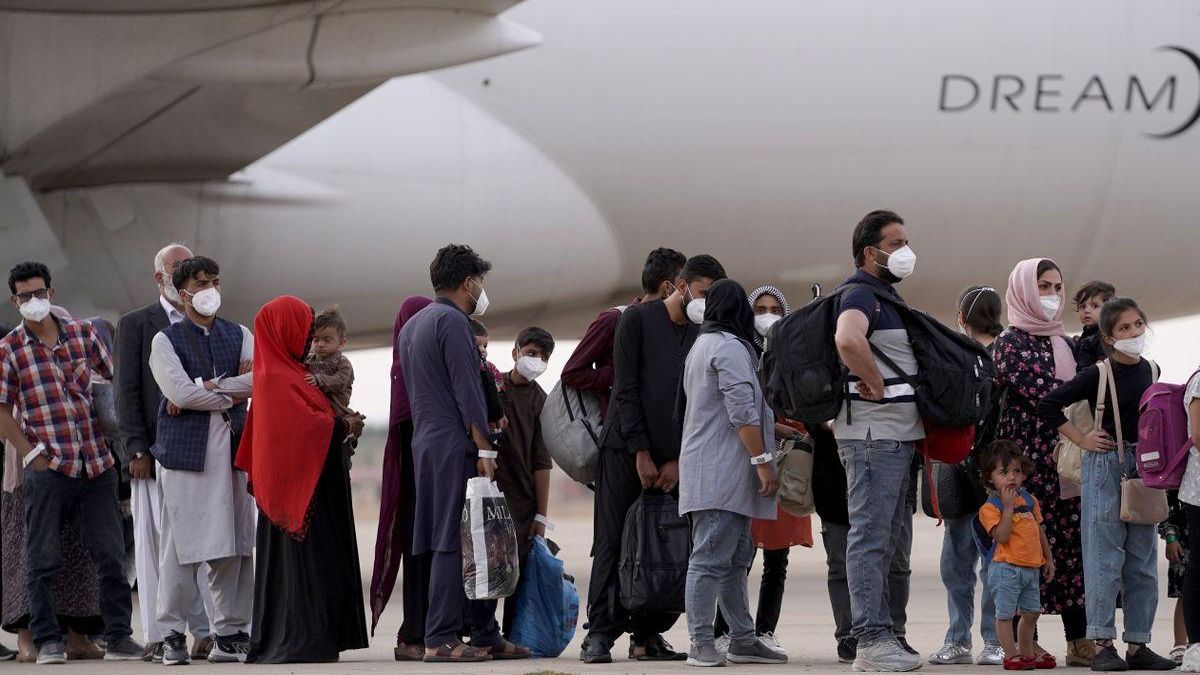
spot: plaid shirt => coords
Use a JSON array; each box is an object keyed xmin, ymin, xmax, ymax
[{"xmin": 0, "ymin": 316, "xmax": 115, "ymax": 478}]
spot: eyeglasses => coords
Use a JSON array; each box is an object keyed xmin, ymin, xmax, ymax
[{"xmin": 14, "ymin": 288, "xmax": 49, "ymax": 303}]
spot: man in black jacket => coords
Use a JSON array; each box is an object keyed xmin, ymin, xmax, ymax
[
  {"xmin": 580, "ymin": 255, "xmax": 726, "ymax": 664},
  {"xmin": 115, "ymin": 244, "xmax": 213, "ymax": 661}
]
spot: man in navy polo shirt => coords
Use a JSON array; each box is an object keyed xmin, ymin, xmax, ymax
[{"xmin": 832, "ymin": 210, "xmax": 924, "ymax": 672}]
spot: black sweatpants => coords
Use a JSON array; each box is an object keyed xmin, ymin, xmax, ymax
[{"xmin": 585, "ymin": 448, "xmax": 680, "ymax": 644}]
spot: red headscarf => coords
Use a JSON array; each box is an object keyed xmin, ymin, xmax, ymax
[{"xmin": 235, "ymin": 295, "xmax": 334, "ymax": 540}]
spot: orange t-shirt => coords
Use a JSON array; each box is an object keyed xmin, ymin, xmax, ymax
[{"xmin": 978, "ymin": 493, "xmax": 1044, "ymax": 568}]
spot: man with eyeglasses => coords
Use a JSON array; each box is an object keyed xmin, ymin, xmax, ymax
[
  {"xmin": 0, "ymin": 261, "xmax": 143, "ymax": 664},
  {"xmin": 115, "ymin": 244, "xmax": 216, "ymax": 663}
]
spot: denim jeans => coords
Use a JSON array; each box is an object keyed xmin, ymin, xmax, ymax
[
  {"xmin": 823, "ymin": 519, "xmax": 913, "ymax": 642},
  {"xmin": 22, "ymin": 467, "xmax": 133, "ymax": 647},
  {"xmin": 1081, "ymin": 445, "xmax": 1158, "ymax": 643},
  {"xmin": 838, "ymin": 436, "xmax": 915, "ymax": 647},
  {"xmin": 686, "ymin": 510, "xmax": 755, "ymax": 647},
  {"xmin": 941, "ymin": 515, "xmax": 997, "ymax": 647}
]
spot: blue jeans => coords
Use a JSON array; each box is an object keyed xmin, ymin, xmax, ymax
[
  {"xmin": 941, "ymin": 515, "xmax": 997, "ymax": 647},
  {"xmin": 987, "ymin": 562, "xmax": 1041, "ymax": 617},
  {"xmin": 686, "ymin": 510, "xmax": 755, "ymax": 647},
  {"xmin": 1081, "ymin": 445, "xmax": 1158, "ymax": 643},
  {"xmin": 838, "ymin": 436, "xmax": 914, "ymax": 647},
  {"xmin": 22, "ymin": 467, "xmax": 133, "ymax": 648}
]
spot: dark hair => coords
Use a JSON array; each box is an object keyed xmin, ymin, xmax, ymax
[
  {"xmin": 641, "ymin": 248, "xmax": 687, "ymax": 294},
  {"xmin": 468, "ymin": 318, "xmax": 488, "ymax": 338},
  {"xmin": 977, "ymin": 439, "xmax": 1034, "ymax": 489},
  {"xmin": 429, "ymin": 244, "xmax": 492, "ymax": 292},
  {"xmin": 515, "ymin": 326, "xmax": 555, "ymax": 356},
  {"xmin": 1035, "ymin": 259, "xmax": 1060, "ymax": 280},
  {"xmin": 958, "ymin": 286, "xmax": 1003, "ymax": 338},
  {"xmin": 313, "ymin": 306, "xmax": 347, "ymax": 337},
  {"xmin": 1073, "ymin": 280, "xmax": 1116, "ymax": 310},
  {"xmin": 8, "ymin": 262, "xmax": 51, "ymax": 295},
  {"xmin": 851, "ymin": 210, "xmax": 904, "ymax": 267},
  {"xmin": 681, "ymin": 255, "xmax": 726, "ymax": 283},
  {"xmin": 1099, "ymin": 297, "xmax": 1148, "ymax": 347},
  {"xmin": 172, "ymin": 256, "xmax": 220, "ymax": 292}
]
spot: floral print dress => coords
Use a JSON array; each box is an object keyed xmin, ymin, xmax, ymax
[{"xmin": 993, "ymin": 327, "xmax": 1085, "ymax": 615}]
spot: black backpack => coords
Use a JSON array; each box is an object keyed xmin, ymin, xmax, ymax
[
  {"xmin": 618, "ymin": 493, "xmax": 690, "ymax": 614},
  {"xmin": 764, "ymin": 283, "xmax": 994, "ymax": 427}
]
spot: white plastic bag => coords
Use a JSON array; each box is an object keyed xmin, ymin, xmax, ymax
[{"xmin": 461, "ymin": 477, "xmax": 520, "ymax": 599}]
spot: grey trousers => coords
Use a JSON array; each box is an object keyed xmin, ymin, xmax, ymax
[
  {"xmin": 156, "ymin": 515, "xmax": 253, "ymax": 638},
  {"xmin": 820, "ymin": 510, "xmax": 913, "ymax": 642}
]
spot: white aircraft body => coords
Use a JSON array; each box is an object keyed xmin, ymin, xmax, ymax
[{"xmin": 1, "ymin": 1, "xmax": 1198, "ymax": 340}]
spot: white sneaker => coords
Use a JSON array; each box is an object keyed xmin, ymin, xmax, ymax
[
  {"xmin": 758, "ymin": 632, "xmax": 786, "ymax": 653},
  {"xmin": 1181, "ymin": 644, "xmax": 1200, "ymax": 672},
  {"xmin": 1173, "ymin": 644, "xmax": 1188, "ymax": 664},
  {"xmin": 927, "ymin": 643, "xmax": 971, "ymax": 665},
  {"xmin": 713, "ymin": 634, "xmax": 730, "ymax": 657},
  {"xmin": 853, "ymin": 638, "xmax": 923, "ymax": 672},
  {"xmin": 976, "ymin": 644, "xmax": 1005, "ymax": 666}
]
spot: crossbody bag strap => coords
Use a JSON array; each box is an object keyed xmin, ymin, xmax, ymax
[
  {"xmin": 1104, "ymin": 361, "xmax": 1124, "ymax": 449},
  {"xmin": 1092, "ymin": 360, "xmax": 1108, "ymax": 434}
]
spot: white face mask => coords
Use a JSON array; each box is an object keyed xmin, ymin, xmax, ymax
[
  {"xmin": 754, "ymin": 313, "xmax": 782, "ymax": 337},
  {"xmin": 515, "ymin": 355, "xmax": 548, "ymax": 381},
  {"xmin": 686, "ymin": 298, "xmax": 706, "ymax": 325},
  {"xmin": 187, "ymin": 288, "xmax": 222, "ymax": 317},
  {"xmin": 1112, "ymin": 333, "xmax": 1148, "ymax": 358},
  {"xmin": 18, "ymin": 297, "xmax": 51, "ymax": 323},
  {"xmin": 469, "ymin": 280, "xmax": 489, "ymax": 317},
  {"xmin": 159, "ymin": 271, "xmax": 182, "ymax": 305},
  {"xmin": 875, "ymin": 245, "xmax": 916, "ymax": 280},
  {"xmin": 1039, "ymin": 294, "xmax": 1061, "ymax": 322}
]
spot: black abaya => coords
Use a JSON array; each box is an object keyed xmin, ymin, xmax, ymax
[{"xmin": 246, "ymin": 428, "xmax": 369, "ymax": 663}]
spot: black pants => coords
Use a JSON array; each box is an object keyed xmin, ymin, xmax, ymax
[
  {"xmin": 1184, "ymin": 503, "xmax": 1200, "ymax": 642},
  {"xmin": 585, "ymin": 449, "xmax": 680, "ymax": 644},
  {"xmin": 1012, "ymin": 605, "xmax": 1087, "ymax": 643},
  {"xmin": 397, "ymin": 421, "xmax": 430, "ymax": 647},
  {"xmin": 713, "ymin": 547, "xmax": 789, "ymax": 637}
]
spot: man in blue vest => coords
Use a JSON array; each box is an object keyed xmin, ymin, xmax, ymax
[{"xmin": 148, "ymin": 256, "xmax": 255, "ymax": 666}]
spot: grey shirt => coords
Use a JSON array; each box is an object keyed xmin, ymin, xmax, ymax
[{"xmin": 678, "ymin": 331, "xmax": 776, "ymax": 520}]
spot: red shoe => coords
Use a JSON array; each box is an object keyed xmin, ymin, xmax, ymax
[
  {"xmin": 1034, "ymin": 652, "xmax": 1057, "ymax": 669},
  {"xmin": 1004, "ymin": 655, "xmax": 1036, "ymax": 671}
]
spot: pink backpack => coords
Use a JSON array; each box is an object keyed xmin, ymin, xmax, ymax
[{"xmin": 1137, "ymin": 367, "xmax": 1197, "ymax": 489}]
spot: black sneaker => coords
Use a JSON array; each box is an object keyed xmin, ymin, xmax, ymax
[
  {"xmin": 1092, "ymin": 644, "xmax": 1129, "ymax": 672},
  {"xmin": 162, "ymin": 632, "xmax": 189, "ymax": 666},
  {"xmin": 103, "ymin": 636, "xmax": 144, "ymax": 662},
  {"xmin": 837, "ymin": 637, "xmax": 858, "ymax": 664},
  {"xmin": 209, "ymin": 632, "xmax": 250, "ymax": 663},
  {"xmin": 581, "ymin": 635, "xmax": 613, "ymax": 664},
  {"xmin": 0, "ymin": 643, "xmax": 14, "ymax": 661},
  {"xmin": 631, "ymin": 634, "xmax": 687, "ymax": 662},
  {"xmin": 1126, "ymin": 645, "xmax": 1178, "ymax": 671},
  {"xmin": 898, "ymin": 637, "xmax": 919, "ymax": 656}
]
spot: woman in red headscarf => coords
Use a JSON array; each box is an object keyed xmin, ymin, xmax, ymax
[{"xmin": 235, "ymin": 296, "xmax": 368, "ymax": 663}]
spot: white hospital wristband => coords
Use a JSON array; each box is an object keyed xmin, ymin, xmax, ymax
[
  {"xmin": 534, "ymin": 514, "xmax": 555, "ymax": 531},
  {"xmin": 477, "ymin": 448, "xmax": 498, "ymax": 459},
  {"xmin": 22, "ymin": 443, "xmax": 46, "ymax": 467},
  {"xmin": 750, "ymin": 452, "xmax": 774, "ymax": 466}
]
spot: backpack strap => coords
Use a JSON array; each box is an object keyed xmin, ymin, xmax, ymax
[
  {"xmin": 1150, "ymin": 360, "xmax": 1160, "ymax": 383},
  {"xmin": 1102, "ymin": 360, "xmax": 1125, "ymax": 449},
  {"xmin": 1094, "ymin": 359, "xmax": 1110, "ymax": 437}
]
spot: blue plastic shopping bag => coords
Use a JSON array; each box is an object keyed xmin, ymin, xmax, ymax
[{"xmin": 510, "ymin": 536, "xmax": 579, "ymax": 657}]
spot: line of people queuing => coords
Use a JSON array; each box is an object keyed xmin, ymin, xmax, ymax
[{"xmin": 0, "ymin": 207, "xmax": 1198, "ymax": 672}]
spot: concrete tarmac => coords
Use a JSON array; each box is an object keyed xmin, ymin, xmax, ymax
[{"xmin": 21, "ymin": 515, "xmax": 1175, "ymax": 673}]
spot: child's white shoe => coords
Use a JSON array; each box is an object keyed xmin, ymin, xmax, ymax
[{"xmin": 1181, "ymin": 644, "xmax": 1200, "ymax": 672}]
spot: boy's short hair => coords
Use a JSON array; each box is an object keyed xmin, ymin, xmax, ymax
[
  {"xmin": 1073, "ymin": 280, "xmax": 1116, "ymax": 310},
  {"xmin": 641, "ymin": 248, "xmax": 687, "ymax": 294},
  {"xmin": 468, "ymin": 318, "xmax": 488, "ymax": 338},
  {"xmin": 515, "ymin": 326, "xmax": 555, "ymax": 357},
  {"xmin": 8, "ymin": 261, "xmax": 51, "ymax": 295},
  {"xmin": 977, "ymin": 439, "xmax": 1034, "ymax": 489},
  {"xmin": 681, "ymin": 254, "xmax": 727, "ymax": 283},
  {"xmin": 313, "ymin": 306, "xmax": 347, "ymax": 337},
  {"xmin": 172, "ymin": 256, "xmax": 220, "ymax": 292},
  {"xmin": 429, "ymin": 244, "xmax": 492, "ymax": 292}
]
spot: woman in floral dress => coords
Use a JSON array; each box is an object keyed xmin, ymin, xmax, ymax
[{"xmin": 992, "ymin": 258, "xmax": 1091, "ymax": 667}]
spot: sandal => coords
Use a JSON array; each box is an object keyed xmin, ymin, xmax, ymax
[
  {"xmin": 394, "ymin": 642, "xmax": 424, "ymax": 661},
  {"xmin": 1004, "ymin": 655, "xmax": 1036, "ymax": 671},
  {"xmin": 1034, "ymin": 652, "xmax": 1057, "ymax": 669},
  {"xmin": 630, "ymin": 634, "xmax": 688, "ymax": 661},
  {"xmin": 486, "ymin": 638, "xmax": 532, "ymax": 660},
  {"xmin": 423, "ymin": 641, "xmax": 490, "ymax": 663}
]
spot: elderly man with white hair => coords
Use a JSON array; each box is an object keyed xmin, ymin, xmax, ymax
[{"xmin": 115, "ymin": 244, "xmax": 215, "ymax": 662}]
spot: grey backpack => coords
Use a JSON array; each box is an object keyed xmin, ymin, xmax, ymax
[{"xmin": 540, "ymin": 382, "xmax": 604, "ymax": 484}]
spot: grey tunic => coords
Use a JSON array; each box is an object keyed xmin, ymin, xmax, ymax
[
  {"xmin": 397, "ymin": 298, "xmax": 489, "ymax": 554},
  {"xmin": 678, "ymin": 331, "xmax": 776, "ymax": 520}
]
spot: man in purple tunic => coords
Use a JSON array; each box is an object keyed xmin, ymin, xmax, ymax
[{"xmin": 397, "ymin": 244, "xmax": 530, "ymax": 663}]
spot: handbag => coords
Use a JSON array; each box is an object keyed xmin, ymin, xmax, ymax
[
  {"xmin": 1057, "ymin": 361, "xmax": 1110, "ymax": 482},
  {"xmin": 1097, "ymin": 364, "xmax": 1169, "ymax": 525}
]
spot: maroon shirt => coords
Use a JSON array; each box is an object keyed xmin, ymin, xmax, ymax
[{"xmin": 561, "ymin": 298, "xmax": 640, "ymax": 422}]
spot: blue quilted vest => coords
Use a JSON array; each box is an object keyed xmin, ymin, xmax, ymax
[{"xmin": 153, "ymin": 318, "xmax": 248, "ymax": 472}]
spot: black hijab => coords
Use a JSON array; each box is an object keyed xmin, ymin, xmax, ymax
[{"xmin": 700, "ymin": 279, "xmax": 760, "ymax": 356}]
